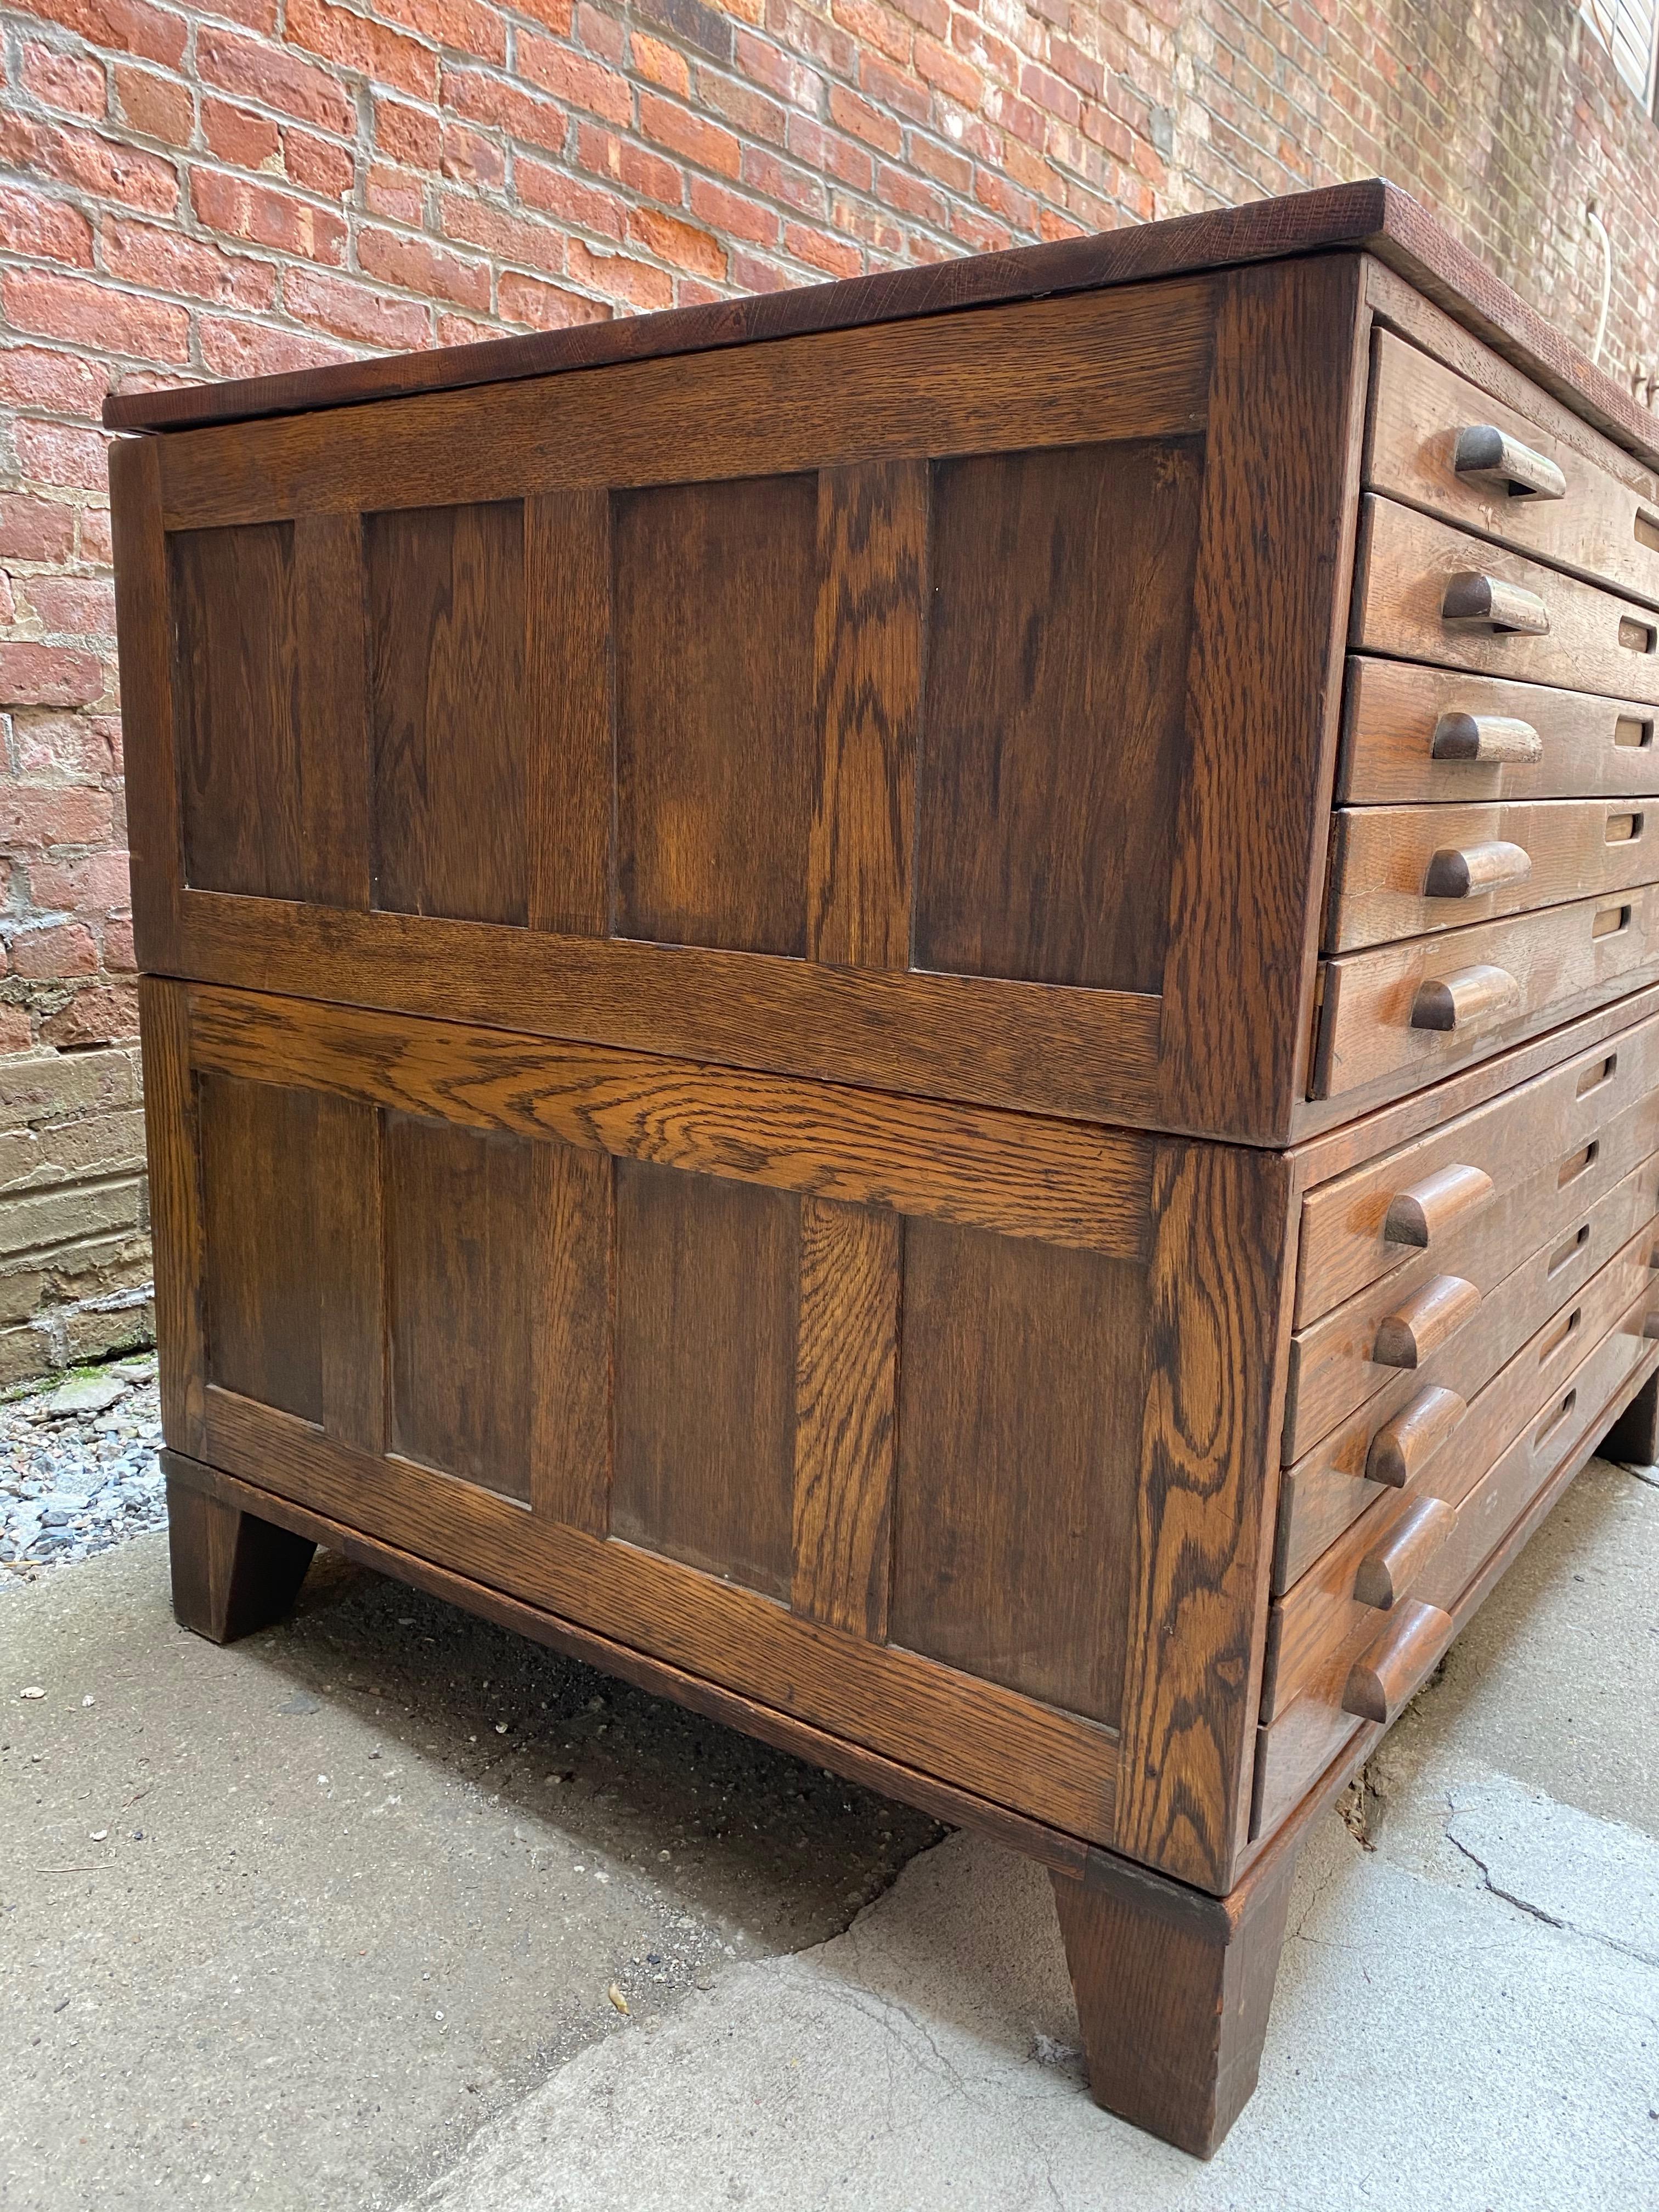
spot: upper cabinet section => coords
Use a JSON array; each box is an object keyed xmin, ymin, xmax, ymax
[{"xmin": 114, "ymin": 255, "xmax": 1368, "ymax": 1147}]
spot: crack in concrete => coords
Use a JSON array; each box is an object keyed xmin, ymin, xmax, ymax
[{"xmin": 1444, "ymin": 1830, "xmax": 1659, "ymax": 1968}]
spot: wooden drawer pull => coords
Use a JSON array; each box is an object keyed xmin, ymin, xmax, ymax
[
  {"xmin": 1383, "ymin": 1162, "xmax": 1494, "ymax": 1248},
  {"xmin": 1365, "ymin": 1384, "xmax": 1467, "ymax": 1487},
  {"xmin": 1422, "ymin": 839, "xmax": 1532, "ymax": 899},
  {"xmin": 1342, "ymin": 1599, "xmax": 1455, "ymax": 1725},
  {"xmin": 1429, "ymin": 711, "xmax": 1543, "ymax": 764},
  {"xmin": 1372, "ymin": 1273, "xmax": 1481, "ymax": 1369},
  {"xmin": 1354, "ymin": 1495, "xmax": 1457, "ymax": 1611},
  {"xmin": 1645, "ymin": 1311, "xmax": 1659, "ymax": 1339},
  {"xmin": 1441, "ymin": 572, "xmax": 1551, "ymax": 635},
  {"xmin": 1452, "ymin": 424, "xmax": 1567, "ymax": 503},
  {"xmin": 1410, "ymin": 963, "xmax": 1521, "ymax": 1032}
]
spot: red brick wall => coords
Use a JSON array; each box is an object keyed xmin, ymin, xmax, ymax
[{"xmin": 0, "ymin": 0, "xmax": 1655, "ymax": 1381}]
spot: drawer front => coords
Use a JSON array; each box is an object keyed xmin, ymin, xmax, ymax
[
  {"xmin": 1296, "ymin": 1003, "xmax": 1659, "ymax": 1324},
  {"xmin": 1254, "ymin": 1304, "xmax": 1659, "ymax": 1839},
  {"xmin": 1277, "ymin": 1165, "xmax": 1658, "ymax": 1592},
  {"xmin": 1354, "ymin": 496, "xmax": 1659, "ymax": 707},
  {"xmin": 1327, "ymin": 796, "xmax": 1659, "ymax": 953},
  {"xmin": 1313, "ymin": 880, "xmax": 1659, "ymax": 1107},
  {"xmin": 1268, "ymin": 1224, "xmax": 1657, "ymax": 1716},
  {"xmin": 1286, "ymin": 1091, "xmax": 1659, "ymax": 1458},
  {"xmin": 1366, "ymin": 330, "xmax": 1659, "ymax": 607},
  {"xmin": 1339, "ymin": 658, "xmax": 1659, "ymax": 808}
]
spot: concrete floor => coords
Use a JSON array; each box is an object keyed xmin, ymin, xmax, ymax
[{"xmin": 3, "ymin": 1455, "xmax": 1656, "ymax": 2210}]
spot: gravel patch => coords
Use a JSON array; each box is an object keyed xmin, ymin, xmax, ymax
[{"xmin": 0, "ymin": 1352, "xmax": 162, "ymax": 1589}]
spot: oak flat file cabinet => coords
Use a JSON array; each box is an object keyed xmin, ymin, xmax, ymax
[{"xmin": 108, "ymin": 180, "xmax": 1659, "ymax": 2158}]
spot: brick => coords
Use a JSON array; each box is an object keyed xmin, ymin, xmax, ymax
[
  {"xmin": 103, "ymin": 920, "xmax": 136, "ymax": 971},
  {"xmin": 286, "ymin": 128, "xmax": 357, "ymax": 197},
  {"xmin": 10, "ymin": 710, "xmax": 117, "ymax": 782},
  {"xmin": 8, "ymin": 0, "xmax": 187, "ymax": 71},
  {"xmin": 359, "ymin": 224, "xmax": 492, "ymax": 308},
  {"xmin": 906, "ymin": 128, "xmax": 971, "ymax": 194},
  {"xmin": 190, "ymin": 166, "xmax": 348, "ymax": 261},
  {"xmin": 566, "ymin": 238, "xmax": 674, "ymax": 307},
  {"xmin": 283, "ymin": 263, "xmax": 433, "ymax": 347},
  {"xmin": 699, "ymin": 68, "xmax": 788, "ymax": 144},
  {"xmin": 628, "ymin": 203, "xmax": 726, "ymax": 277},
  {"xmin": 690, "ymin": 173, "xmax": 782, "ymax": 244},
  {"xmin": 441, "ymin": 65, "xmax": 568, "ymax": 155},
  {"xmin": 916, "ymin": 32, "xmax": 983, "ymax": 108},
  {"xmin": 831, "ymin": 188, "xmax": 901, "ymax": 254},
  {"xmin": 199, "ymin": 314, "xmax": 349, "ymax": 379},
  {"xmin": 78, "ymin": 508, "xmax": 114, "ymax": 565},
  {"xmin": 519, "ymin": 32, "xmax": 635, "ymax": 125},
  {"xmin": 874, "ymin": 159, "xmax": 946, "ymax": 227},
  {"xmin": 19, "ymin": 579, "xmax": 119, "ymax": 640},
  {"xmin": 434, "ymin": 312, "xmax": 496, "ymax": 342},
  {"xmin": 0, "ymin": 115, "xmax": 180, "ymax": 215},
  {"xmin": 439, "ymin": 121, "xmax": 505, "ymax": 188},
  {"xmin": 738, "ymin": 143, "xmax": 827, "ymax": 218},
  {"xmin": 114, "ymin": 64, "xmax": 195, "ymax": 144},
  {"xmin": 3, "ymin": 267, "xmax": 191, "ymax": 361},
  {"xmin": 629, "ymin": 32, "xmax": 692, "ymax": 98},
  {"xmin": 831, "ymin": 0, "xmax": 913, "ymax": 69},
  {"xmin": 860, "ymin": 54, "xmax": 930, "ymax": 127},
  {"xmin": 196, "ymin": 27, "xmax": 356, "ymax": 136},
  {"xmin": 0, "ymin": 778, "xmax": 114, "ymax": 838},
  {"xmin": 286, "ymin": 0, "xmax": 438, "ymax": 101},
  {"xmin": 375, "ymin": 0, "xmax": 507, "ymax": 66},
  {"xmin": 202, "ymin": 96, "xmax": 283, "ymax": 169},
  {"xmin": 510, "ymin": 0, "xmax": 573, "ymax": 30},
  {"xmin": 8, "ymin": 925, "xmax": 99, "ymax": 981},
  {"xmin": 0, "ymin": 185, "xmax": 94, "ymax": 268},
  {"xmin": 782, "ymin": 219, "xmax": 861, "ymax": 276},
  {"xmin": 1019, "ymin": 60, "xmax": 1081, "ymax": 126},
  {"xmin": 375, "ymin": 95, "xmax": 441, "ymax": 168},
  {"xmin": 441, "ymin": 190, "xmax": 567, "ymax": 273},
  {"xmin": 576, "ymin": 3, "xmax": 628, "ymax": 65},
  {"xmin": 25, "ymin": 853, "xmax": 133, "ymax": 916},
  {"xmin": 731, "ymin": 29, "xmax": 822, "ymax": 108},
  {"xmin": 498, "ymin": 267, "xmax": 613, "ymax": 328},
  {"xmin": 39, "ymin": 985, "xmax": 141, "ymax": 1049},
  {"xmin": 103, "ymin": 213, "xmax": 279, "ymax": 304},
  {"xmin": 21, "ymin": 42, "xmax": 108, "ymax": 120},
  {"xmin": 786, "ymin": 114, "xmax": 874, "ymax": 193},
  {"xmin": 634, "ymin": 0, "xmax": 732, "ymax": 65},
  {"xmin": 0, "ymin": 496, "xmax": 76, "ymax": 566},
  {"xmin": 516, "ymin": 156, "xmax": 629, "ymax": 236},
  {"xmin": 365, "ymin": 161, "xmax": 427, "ymax": 222},
  {"xmin": 616, "ymin": 139, "xmax": 685, "ymax": 203},
  {"xmin": 827, "ymin": 85, "xmax": 902, "ymax": 156},
  {"xmin": 639, "ymin": 90, "xmax": 742, "ymax": 176}
]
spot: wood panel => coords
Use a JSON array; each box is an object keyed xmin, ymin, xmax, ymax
[
  {"xmin": 808, "ymin": 460, "xmax": 927, "ymax": 970},
  {"xmin": 293, "ymin": 511, "xmax": 372, "ymax": 911},
  {"xmin": 612, "ymin": 1161, "xmax": 800, "ymax": 1597},
  {"xmin": 367, "ymin": 499, "xmax": 527, "ymax": 926},
  {"xmin": 1337, "ymin": 656, "xmax": 1659, "ymax": 806},
  {"xmin": 170, "ymin": 520, "xmax": 303, "ymax": 900},
  {"xmin": 914, "ymin": 436, "xmax": 1201, "ymax": 991},
  {"xmin": 315, "ymin": 1093, "xmax": 385, "ymax": 1455},
  {"xmin": 614, "ymin": 473, "xmax": 817, "ymax": 955},
  {"xmin": 791, "ymin": 1195, "xmax": 900, "ymax": 1640},
  {"xmin": 529, "ymin": 1140, "xmax": 613, "ymax": 1534},
  {"xmin": 111, "ymin": 438, "xmax": 183, "ymax": 965},
  {"xmin": 197, "ymin": 1071, "xmax": 321, "ymax": 1423},
  {"xmin": 183, "ymin": 984, "xmax": 1155, "ymax": 1256},
  {"xmin": 890, "ymin": 1220, "xmax": 1146, "ymax": 1726},
  {"xmin": 138, "ymin": 977, "xmax": 205, "ymax": 1456},
  {"xmin": 526, "ymin": 489, "xmax": 611, "ymax": 937}
]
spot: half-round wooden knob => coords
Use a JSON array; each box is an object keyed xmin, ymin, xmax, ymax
[
  {"xmin": 1423, "ymin": 840, "xmax": 1532, "ymax": 898},
  {"xmin": 1410, "ymin": 964, "xmax": 1521, "ymax": 1032},
  {"xmin": 1429, "ymin": 712, "xmax": 1543, "ymax": 764},
  {"xmin": 1354, "ymin": 1495, "xmax": 1456, "ymax": 1610},
  {"xmin": 1365, "ymin": 1385, "xmax": 1468, "ymax": 1487},
  {"xmin": 1441, "ymin": 572, "xmax": 1551, "ymax": 635},
  {"xmin": 1452, "ymin": 425, "xmax": 1567, "ymax": 501},
  {"xmin": 1372, "ymin": 1274, "xmax": 1480, "ymax": 1369},
  {"xmin": 1342, "ymin": 1599, "xmax": 1455, "ymax": 1724},
  {"xmin": 1383, "ymin": 1163, "xmax": 1495, "ymax": 1247}
]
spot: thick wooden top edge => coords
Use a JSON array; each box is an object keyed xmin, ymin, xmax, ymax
[{"xmin": 102, "ymin": 180, "xmax": 1658, "ymax": 469}]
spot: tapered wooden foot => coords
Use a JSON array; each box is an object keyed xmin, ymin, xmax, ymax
[
  {"xmin": 1050, "ymin": 1840, "xmax": 1299, "ymax": 2158},
  {"xmin": 167, "ymin": 1472, "xmax": 317, "ymax": 1643},
  {"xmin": 1600, "ymin": 1368, "xmax": 1659, "ymax": 1468}
]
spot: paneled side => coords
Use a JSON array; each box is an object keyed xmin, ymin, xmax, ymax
[
  {"xmin": 914, "ymin": 438, "xmax": 1203, "ymax": 992},
  {"xmin": 614, "ymin": 475, "xmax": 818, "ymax": 956},
  {"xmin": 198, "ymin": 1071, "xmax": 321, "ymax": 1421},
  {"xmin": 171, "ymin": 522, "xmax": 303, "ymax": 899},
  {"xmin": 612, "ymin": 1159, "xmax": 800, "ymax": 1596},
  {"xmin": 385, "ymin": 1113, "xmax": 535, "ymax": 1500},
  {"xmin": 368, "ymin": 500, "xmax": 528, "ymax": 926},
  {"xmin": 890, "ymin": 1218, "xmax": 1147, "ymax": 1725}
]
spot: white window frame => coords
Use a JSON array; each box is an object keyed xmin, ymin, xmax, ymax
[{"xmin": 1584, "ymin": 0, "xmax": 1659, "ymax": 108}]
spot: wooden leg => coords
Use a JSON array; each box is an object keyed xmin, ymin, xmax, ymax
[
  {"xmin": 1600, "ymin": 1368, "xmax": 1659, "ymax": 1466},
  {"xmin": 167, "ymin": 1472, "xmax": 317, "ymax": 1643},
  {"xmin": 1050, "ymin": 1838, "xmax": 1299, "ymax": 2158}
]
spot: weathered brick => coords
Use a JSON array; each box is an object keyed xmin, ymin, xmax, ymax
[
  {"xmin": 198, "ymin": 313, "xmax": 348, "ymax": 378},
  {"xmin": 114, "ymin": 64, "xmax": 195, "ymax": 145},
  {"xmin": 196, "ymin": 27, "xmax": 356, "ymax": 136},
  {"xmin": 439, "ymin": 121, "xmax": 505, "ymax": 188},
  {"xmin": 13, "ymin": 420, "xmax": 112, "ymax": 494},
  {"xmin": 0, "ymin": 184, "xmax": 94, "ymax": 267},
  {"xmin": 283, "ymin": 262, "xmax": 433, "ymax": 346},
  {"xmin": 441, "ymin": 189, "xmax": 567, "ymax": 273},
  {"xmin": 191, "ymin": 166, "xmax": 348, "ymax": 261},
  {"xmin": 0, "ymin": 496, "xmax": 76, "ymax": 566},
  {"xmin": 441, "ymin": 64, "xmax": 568, "ymax": 154},
  {"xmin": 566, "ymin": 236, "xmax": 674, "ymax": 306},
  {"xmin": 286, "ymin": 0, "xmax": 439, "ymax": 103},
  {"xmin": 516, "ymin": 156, "xmax": 629, "ymax": 236},
  {"xmin": 518, "ymin": 32, "xmax": 635, "ymax": 125},
  {"xmin": 8, "ymin": 924, "xmax": 100, "ymax": 981},
  {"xmin": 639, "ymin": 89, "xmax": 742, "ymax": 176},
  {"xmin": 21, "ymin": 42, "xmax": 108, "ymax": 121},
  {"xmin": 359, "ymin": 223, "xmax": 492, "ymax": 307},
  {"xmin": 103, "ymin": 212, "xmax": 280, "ymax": 303},
  {"xmin": 0, "ymin": 776, "xmax": 114, "ymax": 837},
  {"xmin": 8, "ymin": 0, "xmax": 188, "ymax": 72},
  {"xmin": 287, "ymin": 128, "xmax": 357, "ymax": 198},
  {"xmin": 18, "ymin": 578, "xmax": 119, "ymax": 640},
  {"xmin": 38, "ymin": 984, "xmax": 140, "ymax": 1049},
  {"xmin": 376, "ymin": 0, "xmax": 507, "ymax": 67},
  {"xmin": 0, "ymin": 114, "xmax": 180, "ymax": 215},
  {"xmin": 628, "ymin": 202, "xmax": 726, "ymax": 276},
  {"xmin": 497, "ymin": 266, "xmax": 612, "ymax": 327},
  {"xmin": 203, "ymin": 95, "xmax": 283, "ymax": 169}
]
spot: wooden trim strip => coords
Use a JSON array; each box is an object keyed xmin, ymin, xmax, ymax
[
  {"xmin": 109, "ymin": 436, "xmax": 184, "ymax": 968},
  {"xmin": 139, "ymin": 977, "xmax": 207, "ymax": 1458},
  {"xmin": 182, "ymin": 983, "xmax": 1155, "ymax": 1258},
  {"xmin": 197, "ymin": 1386, "xmax": 1122, "ymax": 1844}
]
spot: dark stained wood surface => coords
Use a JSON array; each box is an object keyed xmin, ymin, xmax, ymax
[
  {"xmin": 528, "ymin": 1139, "xmax": 614, "ymax": 1535},
  {"xmin": 137, "ymin": 977, "xmax": 206, "ymax": 1457},
  {"xmin": 526, "ymin": 490, "xmax": 611, "ymax": 938},
  {"xmin": 166, "ymin": 1473, "xmax": 316, "ymax": 1645},
  {"xmin": 198, "ymin": 1071, "xmax": 322, "ymax": 1423},
  {"xmin": 104, "ymin": 182, "xmax": 1659, "ymax": 479}
]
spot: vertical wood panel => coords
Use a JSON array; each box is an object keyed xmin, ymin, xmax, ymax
[
  {"xmin": 612, "ymin": 1160, "xmax": 799, "ymax": 1596},
  {"xmin": 530, "ymin": 1140, "xmax": 614, "ymax": 1533},
  {"xmin": 295, "ymin": 510, "xmax": 371, "ymax": 911},
  {"xmin": 889, "ymin": 1219, "xmax": 1147, "ymax": 1726},
  {"xmin": 198, "ymin": 1073, "xmax": 323, "ymax": 1424},
  {"xmin": 368, "ymin": 499, "xmax": 527, "ymax": 926},
  {"xmin": 914, "ymin": 438, "xmax": 1201, "ymax": 992},
  {"xmin": 614, "ymin": 473, "xmax": 817, "ymax": 955},
  {"xmin": 317, "ymin": 1093, "xmax": 385, "ymax": 1455},
  {"xmin": 808, "ymin": 461, "xmax": 928, "ymax": 970},
  {"xmin": 111, "ymin": 437, "xmax": 184, "ymax": 968},
  {"xmin": 526, "ymin": 490, "xmax": 613, "ymax": 936},
  {"xmin": 790, "ymin": 1194, "xmax": 900, "ymax": 1640},
  {"xmin": 1115, "ymin": 1141, "xmax": 1292, "ymax": 1892},
  {"xmin": 138, "ymin": 977, "xmax": 206, "ymax": 1457}
]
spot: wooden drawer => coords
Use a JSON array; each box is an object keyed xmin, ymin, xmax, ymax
[
  {"xmin": 1276, "ymin": 1165, "xmax": 1657, "ymax": 1591},
  {"xmin": 1268, "ymin": 1218, "xmax": 1657, "ymax": 1713},
  {"xmin": 1297, "ymin": 1003, "xmax": 1659, "ymax": 1325},
  {"xmin": 1254, "ymin": 1296, "xmax": 1659, "ymax": 1839},
  {"xmin": 1338, "ymin": 658, "xmax": 1659, "ymax": 807},
  {"xmin": 1285, "ymin": 1090, "xmax": 1659, "ymax": 1457},
  {"xmin": 1326, "ymin": 795, "xmax": 1659, "ymax": 952},
  {"xmin": 1313, "ymin": 879, "xmax": 1659, "ymax": 1105},
  {"xmin": 1353, "ymin": 496, "xmax": 1659, "ymax": 707},
  {"xmin": 1365, "ymin": 329, "xmax": 1659, "ymax": 607}
]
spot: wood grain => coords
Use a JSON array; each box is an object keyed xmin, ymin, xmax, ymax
[
  {"xmin": 529, "ymin": 1139, "xmax": 613, "ymax": 1534},
  {"xmin": 138, "ymin": 977, "xmax": 206, "ymax": 1457},
  {"xmin": 294, "ymin": 510, "xmax": 372, "ymax": 910},
  {"xmin": 526, "ymin": 489, "xmax": 612, "ymax": 937},
  {"xmin": 109, "ymin": 436, "xmax": 183, "ymax": 966},
  {"xmin": 166, "ymin": 1475, "xmax": 316, "ymax": 1644},
  {"xmin": 315, "ymin": 1092, "xmax": 384, "ymax": 1455},
  {"xmin": 808, "ymin": 460, "xmax": 927, "ymax": 970},
  {"xmin": 790, "ymin": 1195, "xmax": 900, "ymax": 1640},
  {"xmin": 197, "ymin": 1070, "xmax": 322, "ymax": 1423}
]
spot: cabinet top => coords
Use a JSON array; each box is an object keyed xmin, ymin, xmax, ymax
[{"xmin": 104, "ymin": 178, "xmax": 1658, "ymax": 473}]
